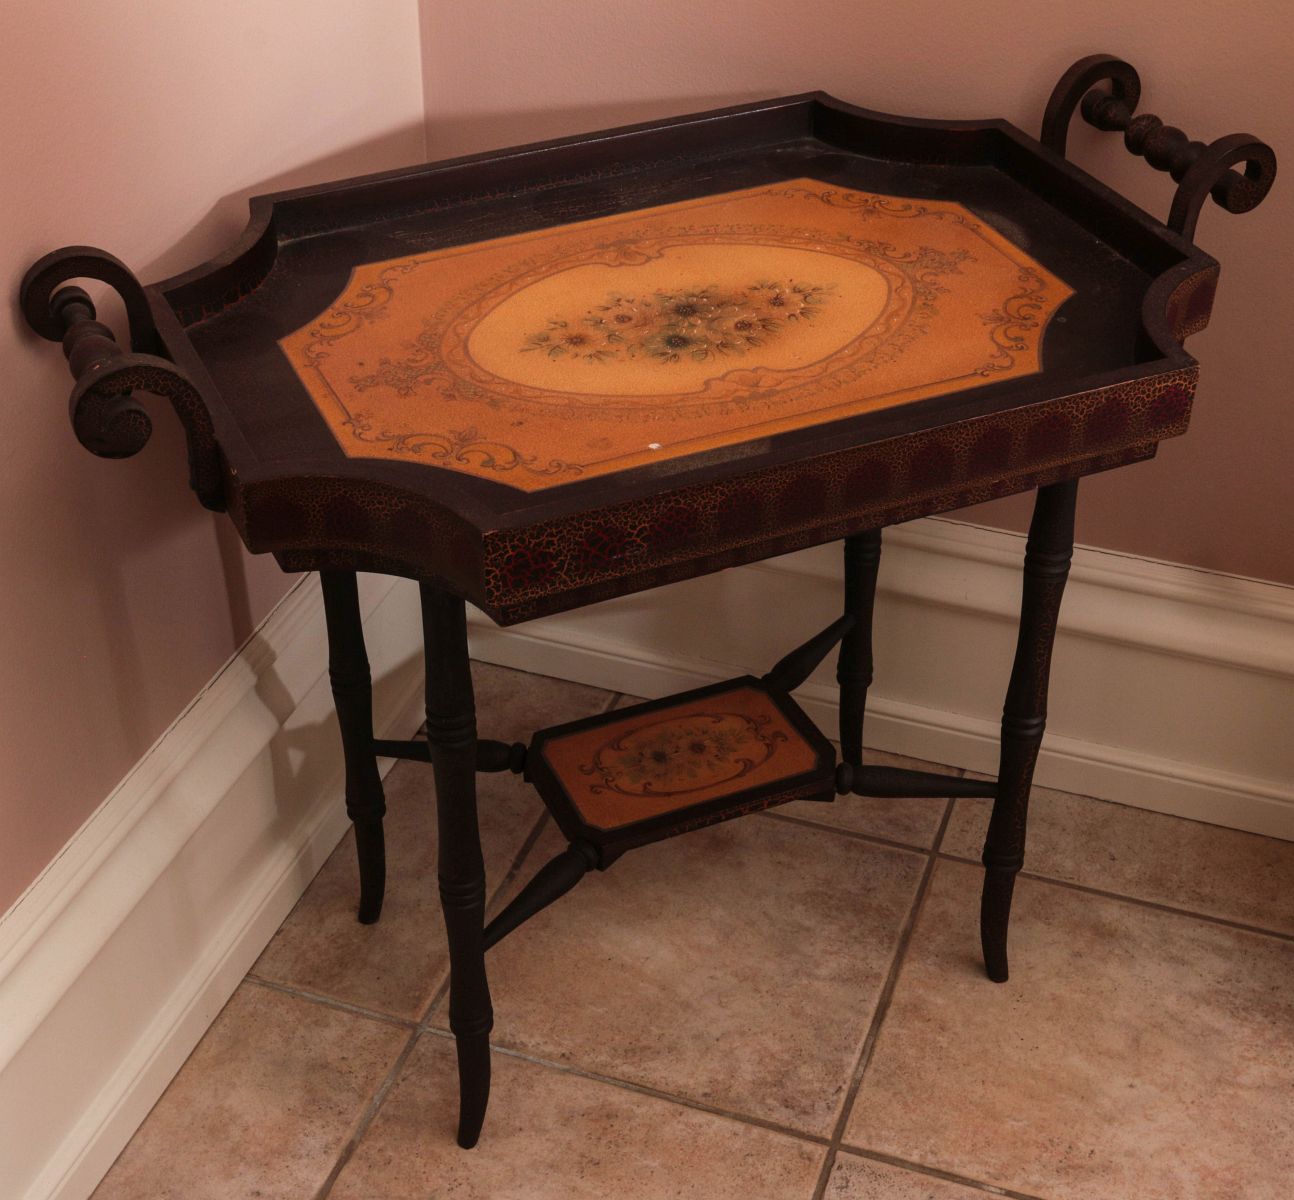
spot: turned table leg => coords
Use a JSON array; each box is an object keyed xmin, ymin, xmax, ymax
[
  {"xmin": 320, "ymin": 571, "xmax": 387, "ymax": 925},
  {"xmin": 981, "ymin": 480, "xmax": 1078, "ymax": 983},
  {"xmin": 837, "ymin": 530, "xmax": 883, "ymax": 766},
  {"xmin": 420, "ymin": 583, "xmax": 493, "ymax": 1149}
]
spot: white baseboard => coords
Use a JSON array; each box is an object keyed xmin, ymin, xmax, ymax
[
  {"xmin": 468, "ymin": 517, "xmax": 1294, "ymax": 842},
  {"xmin": 0, "ymin": 574, "xmax": 428, "ymax": 1200}
]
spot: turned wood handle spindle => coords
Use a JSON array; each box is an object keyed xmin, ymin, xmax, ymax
[
  {"xmin": 20, "ymin": 245, "xmax": 226, "ymax": 509},
  {"xmin": 1042, "ymin": 54, "xmax": 1276, "ymax": 240},
  {"xmin": 52, "ymin": 284, "xmax": 153, "ymax": 459}
]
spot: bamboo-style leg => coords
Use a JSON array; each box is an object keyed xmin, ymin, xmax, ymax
[
  {"xmin": 320, "ymin": 571, "xmax": 387, "ymax": 925},
  {"xmin": 981, "ymin": 480, "xmax": 1078, "ymax": 983},
  {"xmin": 420, "ymin": 583, "xmax": 493, "ymax": 1148},
  {"xmin": 837, "ymin": 530, "xmax": 883, "ymax": 766}
]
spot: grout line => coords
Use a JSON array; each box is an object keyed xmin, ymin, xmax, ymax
[
  {"xmin": 761, "ymin": 808, "xmax": 942, "ymax": 857},
  {"xmin": 420, "ymin": 1027, "xmax": 835, "ymax": 1149},
  {"xmin": 485, "ymin": 810, "xmax": 553, "ymax": 919},
  {"xmin": 931, "ymin": 791, "xmax": 962, "ymax": 856},
  {"xmin": 315, "ymin": 1024, "xmax": 422, "ymax": 1200},
  {"xmin": 935, "ymin": 851, "xmax": 1294, "ymax": 944},
  {"xmin": 810, "ymin": 799, "xmax": 952, "ymax": 1200},
  {"xmin": 835, "ymin": 1145, "xmax": 1053, "ymax": 1200},
  {"xmin": 243, "ymin": 975, "xmax": 417, "ymax": 1031}
]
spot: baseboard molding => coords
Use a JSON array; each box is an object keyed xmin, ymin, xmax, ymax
[
  {"xmin": 468, "ymin": 517, "xmax": 1294, "ymax": 842},
  {"xmin": 0, "ymin": 574, "xmax": 428, "ymax": 1200}
]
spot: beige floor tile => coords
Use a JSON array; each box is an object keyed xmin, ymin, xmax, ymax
[
  {"xmin": 846, "ymin": 859, "xmax": 1294, "ymax": 1200},
  {"xmin": 252, "ymin": 665, "xmax": 612, "ymax": 1019},
  {"xmin": 92, "ymin": 984, "xmax": 407, "ymax": 1200},
  {"xmin": 942, "ymin": 785, "xmax": 1294, "ymax": 935},
  {"xmin": 824, "ymin": 1152, "xmax": 1003, "ymax": 1198},
  {"xmin": 438, "ymin": 814, "xmax": 926, "ymax": 1136},
  {"xmin": 330, "ymin": 1034, "xmax": 824, "ymax": 1199},
  {"xmin": 474, "ymin": 661, "xmax": 616, "ymax": 743},
  {"xmin": 780, "ymin": 747, "xmax": 956, "ymax": 848}
]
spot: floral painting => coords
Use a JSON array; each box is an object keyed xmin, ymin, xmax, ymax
[
  {"xmin": 579, "ymin": 710, "xmax": 787, "ymax": 798},
  {"xmin": 521, "ymin": 280, "xmax": 835, "ymax": 364}
]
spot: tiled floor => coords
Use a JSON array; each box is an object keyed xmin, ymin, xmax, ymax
[{"xmin": 92, "ymin": 664, "xmax": 1294, "ymax": 1199}]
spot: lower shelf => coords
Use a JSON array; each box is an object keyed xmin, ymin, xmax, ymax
[{"xmin": 527, "ymin": 675, "xmax": 837, "ymax": 864}]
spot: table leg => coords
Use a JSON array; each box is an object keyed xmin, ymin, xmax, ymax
[
  {"xmin": 981, "ymin": 479, "xmax": 1078, "ymax": 982},
  {"xmin": 837, "ymin": 530, "xmax": 883, "ymax": 766},
  {"xmin": 320, "ymin": 571, "xmax": 387, "ymax": 925},
  {"xmin": 420, "ymin": 583, "xmax": 493, "ymax": 1149}
]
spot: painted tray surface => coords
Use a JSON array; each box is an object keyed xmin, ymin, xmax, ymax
[{"xmin": 278, "ymin": 180, "xmax": 1070, "ymax": 490}]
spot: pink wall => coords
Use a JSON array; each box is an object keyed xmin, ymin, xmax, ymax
[
  {"xmin": 1, "ymin": 3, "xmax": 427, "ymax": 913},
  {"xmin": 420, "ymin": 4, "xmax": 1292, "ymax": 581}
]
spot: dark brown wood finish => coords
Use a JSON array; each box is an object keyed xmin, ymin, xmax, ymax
[
  {"xmin": 18, "ymin": 55, "xmax": 1275, "ymax": 1146},
  {"xmin": 837, "ymin": 531, "xmax": 882, "ymax": 767},
  {"xmin": 419, "ymin": 585, "xmax": 492, "ymax": 1149},
  {"xmin": 981, "ymin": 479, "xmax": 1078, "ymax": 982},
  {"xmin": 1042, "ymin": 54, "xmax": 1276, "ymax": 239},
  {"xmin": 24, "ymin": 86, "xmax": 1231, "ymax": 623},
  {"xmin": 319, "ymin": 570, "xmax": 387, "ymax": 924}
]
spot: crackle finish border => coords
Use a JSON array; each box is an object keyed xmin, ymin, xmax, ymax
[
  {"xmin": 1165, "ymin": 264, "xmax": 1220, "ymax": 342},
  {"xmin": 480, "ymin": 369, "xmax": 1196, "ymax": 619},
  {"xmin": 253, "ymin": 368, "xmax": 1195, "ymax": 624}
]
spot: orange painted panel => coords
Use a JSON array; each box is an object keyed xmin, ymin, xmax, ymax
[
  {"xmin": 540, "ymin": 686, "xmax": 820, "ymax": 830},
  {"xmin": 279, "ymin": 180, "xmax": 1072, "ymax": 489}
]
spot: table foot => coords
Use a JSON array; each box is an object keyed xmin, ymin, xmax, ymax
[
  {"xmin": 353, "ymin": 821, "xmax": 386, "ymax": 925},
  {"xmin": 453, "ymin": 1031, "xmax": 492, "ymax": 1149},
  {"xmin": 980, "ymin": 863, "xmax": 1018, "ymax": 983},
  {"xmin": 979, "ymin": 480, "xmax": 1077, "ymax": 982},
  {"xmin": 321, "ymin": 571, "xmax": 388, "ymax": 924}
]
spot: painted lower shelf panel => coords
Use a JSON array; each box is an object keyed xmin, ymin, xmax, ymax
[{"xmin": 530, "ymin": 676, "xmax": 836, "ymax": 863}]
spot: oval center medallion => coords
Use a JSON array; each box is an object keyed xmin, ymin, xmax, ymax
[{"xmin": 466, "ymin": 242, "xmax": 892, "ymax": 398}]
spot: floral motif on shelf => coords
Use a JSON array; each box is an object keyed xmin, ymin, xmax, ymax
[
  {"xmin": 579, "ymin": 711, "xmax": 787, "ymax": 798},
  {"xmin": 521, "ymin": 281, "xmax": 835, "ymax": 365}
]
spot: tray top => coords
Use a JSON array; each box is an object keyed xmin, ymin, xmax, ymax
[
  {"xmin": 277, "ymin": 180, "xmax": 1070, "ymax": 490},
  {"xmin": 144, "ymin": 93, "xmax": 1217, "ymax": 622}
]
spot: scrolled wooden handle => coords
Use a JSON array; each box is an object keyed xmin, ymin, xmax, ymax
[
  {"xmin": 20, "ymin": 246, "xmax": 226, "ymax": 509},
  {"xmin": 1042, "ymin": 54, "xmax": 1276, "ymax": 240}
]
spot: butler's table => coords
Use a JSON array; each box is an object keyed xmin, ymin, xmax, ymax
[{"xmin": 21, "ymin": 55, "xmax": 1274, "ymax": 1148}]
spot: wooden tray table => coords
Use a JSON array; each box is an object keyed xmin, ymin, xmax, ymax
[{"xmin": 21, "ymin": 54, "xmax": 1274, "ymax": 1149}]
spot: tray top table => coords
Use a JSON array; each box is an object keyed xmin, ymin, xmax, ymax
[
  {"xmin": 22, "ymin": 53, "xmax": 1274, "ymax": 1154},
  {"xmin": 23, "ymin": 65, "xmax": 1238, "ymax": 624}
]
